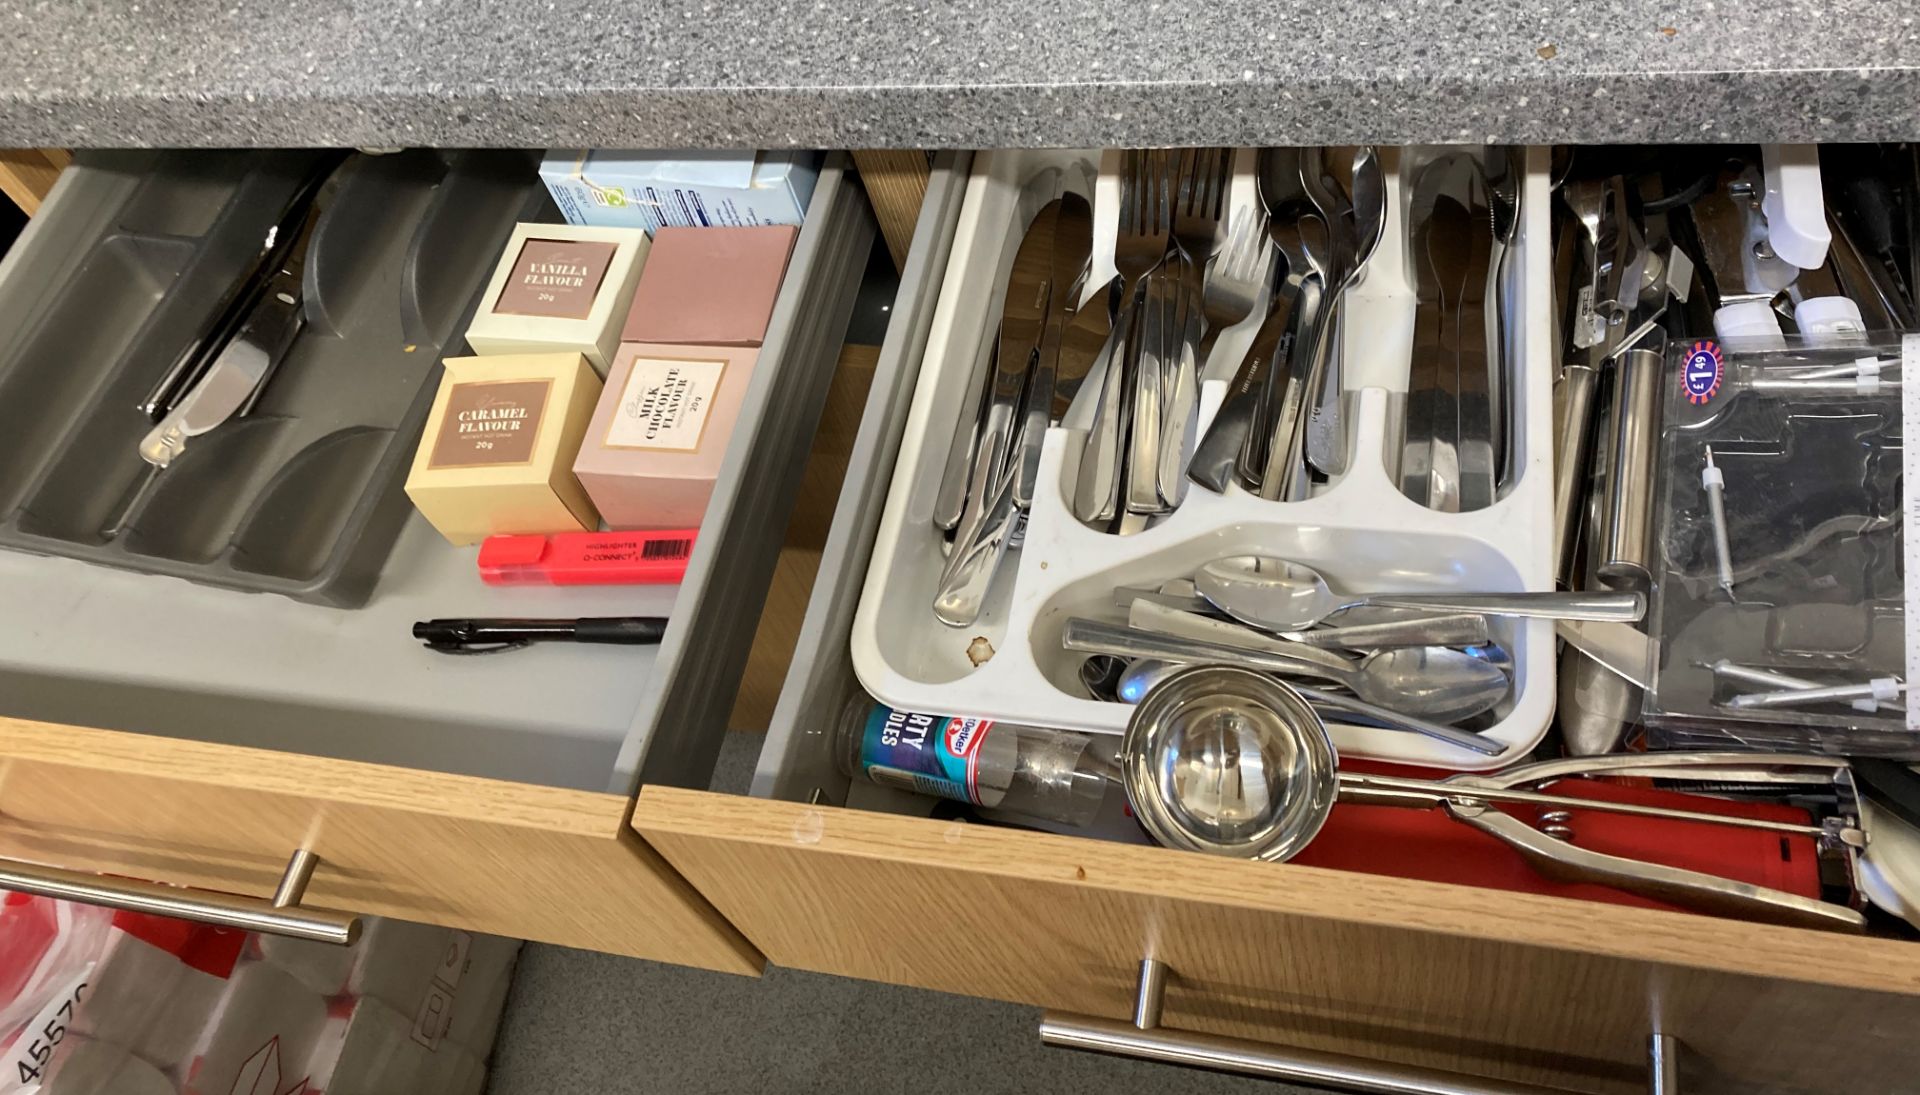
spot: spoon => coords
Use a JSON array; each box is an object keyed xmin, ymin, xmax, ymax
[
  {"xmin": 1112, "ymin": 657, "xmax": 1504, "ymax": 756},
  {"xmin": 1302, "ymin": 146, "xmax": 1389, "ymax": 480},
  {"xmin": 1128, "ymin": 597, "xmax": 1501, "ymax": 682},
  {"xmin": 1117, "ymin": 658, "xmax": 1180, "ymax": 704},
  {"xmin": 1245, "ymin": 149, "xmax": 1333, "ymax": 495},
  {"xmin": 1125, "ymin": 599, "xmax": 1355, "ymax": 674},
  {"xmin": 1061, "ymin": 618, "xmax": 1510, "ymax": 724},
  {"xmin": 1194, "ymin": 555, "xmax": 1643, "ymax": 632},
  {"xmin": 1280, "ymin": 613, "xmax": 1490, "ymax": 651}
]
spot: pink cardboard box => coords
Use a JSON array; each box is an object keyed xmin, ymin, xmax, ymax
[
  {"xmin": 573, "ymin": 342, "xmax": 758, "ymax": 529},
  {"xmin": 619, "ymin": 225, "xmax": 798, "ymax": 347}
]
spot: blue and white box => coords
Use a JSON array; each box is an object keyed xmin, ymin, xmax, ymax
[{"xmin": 539, "ymin": 150, "xmax": 820, "ymax": 236}]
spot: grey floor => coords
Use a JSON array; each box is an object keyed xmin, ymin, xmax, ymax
[
  {"xmin": 485, "ymin": 731, "xmax": 1320, "ymax": 1094},
  {"xmin": 488, "ymin": 947, "xmax": 1306, "ymax": 1095}
]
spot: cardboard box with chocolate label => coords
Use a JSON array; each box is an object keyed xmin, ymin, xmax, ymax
[{"xmin": 573, "ymin": 342, "xmax": 758, "ymax": 530}]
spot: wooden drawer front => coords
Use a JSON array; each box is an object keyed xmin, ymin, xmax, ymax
[
  {"xmin": 0, "ymin": 717, "xmax": 758, "ymax": 974},
  {"xmin": 637, "ymin": 787, "xmax": 1920, "ymax": 1093}
]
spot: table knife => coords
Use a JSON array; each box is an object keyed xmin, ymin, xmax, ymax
[
  {"xmin": 981, "ymin": 200, "xmax": 1056, "ymax": 499},
  {"xmin": 141, "ymin": 152, "xmax": 345, "ymax": 421},
  {"xmin": 933, "ymin": 339, "xmax": 996, "ymax": 532},
  {"xmin": 1453, "ymin": 161, "xmax": 1497, "ymax": 513},
  {"xmin": 933, "ymin": 203, "xmax": 1056, "ymax": 625},
  {"xmin": 107, "ymin": 203, "xmax": 320, "ymax": 539},
  {"xmin": 1014, "ymin": 193, "xmax": 1092, "ymax": 506},
  {"xmin": 1054, "ymin": 274, "xmax": 1120, "ymax": 421},
  {"xmin": 1071, "ymin": 283, "xmax": 1137, "ymax": 526}
]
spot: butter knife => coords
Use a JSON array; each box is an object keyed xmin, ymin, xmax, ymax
[
  {"xmin": 933, "ymin": 203, "xmax": 1057, "ymax": 625},
  {"xmin": 1055, "ymin": 275, "xmax": 1120, "ymax": 420},
  {"xmin": 1071, "ymin": 284, "xmax": 1137, "ymax": 526},
  {"xmin": 1013, "ymin": 193, "xmax": 1092, "ymax": 507},
  {"xmin": 107, "ymin": 203, "xmax": 320, "ymax": 539},
  {"xmin": 983, "ymin": 200, "xmax": 1057, "ymax": 498}
]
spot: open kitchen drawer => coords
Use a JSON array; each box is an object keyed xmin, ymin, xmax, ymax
[
  {"xmin": 632, "ymin": 150, "xmax": 1920, "ymax": 1091},
  {"xmin": 0, "ymin": 151, "xmax": 875, "ymax": 969}
]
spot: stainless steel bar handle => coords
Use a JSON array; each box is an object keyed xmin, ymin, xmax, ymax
[
  {"xmin": 0, "ymin": 848, "xmax": 360, "ymax": 945},
  {"xmin": 1648, "ymin": 1034, "xmax": 1680, "ymax": 1095},
  {"xmin": 1040, "ymin": 958, "xmax": 1574, "ymax": 1095}
]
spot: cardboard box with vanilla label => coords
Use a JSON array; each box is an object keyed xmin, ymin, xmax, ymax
[{"xmin": 463, "ymin": 223, "xmax": 649, "ymax": 376}]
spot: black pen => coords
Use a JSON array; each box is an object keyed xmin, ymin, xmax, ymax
[{"xmin": 413, "ymin": 617, "xmax": 668, "ymax": 654}]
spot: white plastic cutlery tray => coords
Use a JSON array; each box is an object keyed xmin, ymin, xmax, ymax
[{"xmin": 851, "ymin": 147, "xmax": 1555, "ymax": 768}]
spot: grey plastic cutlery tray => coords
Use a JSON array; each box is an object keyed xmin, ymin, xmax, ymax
[
  {"xmin": 0, "ymin": 148, "xmax": 538, "ymax": 605},
  {"xmin": 0, "ymin": 153, "xmax": 876, "ymax": 793}
]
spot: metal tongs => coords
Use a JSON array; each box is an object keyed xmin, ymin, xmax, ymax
[{"xmin": 1343, "ymin": 752, "xmax": 1869, "ymax": 933}]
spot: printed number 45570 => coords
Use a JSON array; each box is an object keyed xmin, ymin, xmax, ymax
[{"xmin": 15, "ymin": 983, "xmax": 86, "ymax": 1085}]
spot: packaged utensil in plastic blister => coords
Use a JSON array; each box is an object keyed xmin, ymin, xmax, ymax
[{"xmin": 1645, "ymin": 333, "xmax": 1918, "ymax": 755}]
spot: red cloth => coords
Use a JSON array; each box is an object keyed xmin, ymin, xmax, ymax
[
  {"xmin": 0, "ymin": 895, "xmax": 58, "ymax": 999},
  {"xmin": 110, "ymin": 911, "xmax": 246, "ymax": 979},
  {"xmin": 1290, "ymin": 760, "xmax": 1823, "ymax": 913}
]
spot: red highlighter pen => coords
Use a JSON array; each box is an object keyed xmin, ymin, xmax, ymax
[{"xmin": 477, "ymin": 530, "xmax": 699, "ymax": 586}]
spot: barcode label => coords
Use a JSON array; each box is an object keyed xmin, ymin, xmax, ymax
[
  {"xmin": 1904, "ymin": 335, "xmax": 1919, "ymax": 730},
  {"xmin": 642, "ymin": 538, "xmax": 692, "ymax": 560}
]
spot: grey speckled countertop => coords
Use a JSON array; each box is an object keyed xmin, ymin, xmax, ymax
[{"xmin": 1, "ymin": 0, "xmax": 1917, "ymax": 147}]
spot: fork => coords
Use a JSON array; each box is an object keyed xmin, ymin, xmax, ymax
[
  {"xmin": 1170, "ymin": 148, "xmax": 1230, "ymax": 273},
  {"xmin": 1196, "ymin": 205, "xmax": 1271, "ymax": 371},
  {"xmin": 1116, "ymin": 150, "xmax": 1174, "ymax": 298},
  {"xmin": 1144, "ymin": 147, "xmax": 1221, "ymax": 499},
  {"xmin": 1114, "ymin": 150, "xmax": 1174, "ymax": 515},
  {"xmin": 1153, "ymin": 253, "xmax": 1203, "ymax": 507},
  {"xmin": 1155, "ymin": 149, "xmax": 1227, "ymax": 503},
  {"xmin": 1124, "ymin": 259, "xmax": 1169, "ymax": 515}
]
